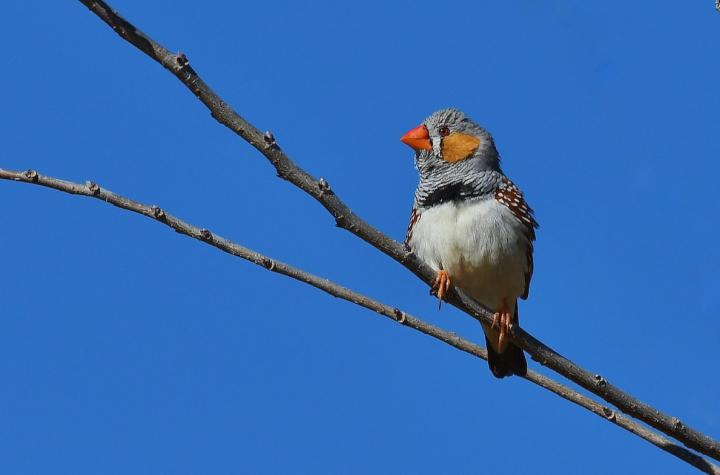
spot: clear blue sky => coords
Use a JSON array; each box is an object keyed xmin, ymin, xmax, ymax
[{"xmin": 1, "ymin": 1, "xmax": 718, "ymax": 473}]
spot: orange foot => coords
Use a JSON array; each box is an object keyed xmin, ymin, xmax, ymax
[
  {"xmin": 492, "ymin": 298, "xmax": 516, "ymax": 353},
  {"xmin": 432, "ymin": 269, "xmax": 451, "ymax": 308}
]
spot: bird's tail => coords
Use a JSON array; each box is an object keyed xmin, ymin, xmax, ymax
[
  {"xmin": 484, "ymin": 335, "xmax": 527, "ymax": 378},
  {"xmin": 482, "ymin": 302, "xmax": 527, "ymax": 378}
]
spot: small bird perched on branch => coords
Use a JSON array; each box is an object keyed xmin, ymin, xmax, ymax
[{"xmin": 401, "ymin": 108, "xmax": 538, "ymax": 378}]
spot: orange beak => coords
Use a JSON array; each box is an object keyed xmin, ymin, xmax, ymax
[{"xmin": 400, "ymin": 124, "xmax": 432, "ymax": 151}]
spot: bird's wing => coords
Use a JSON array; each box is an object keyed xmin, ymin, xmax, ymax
[
  {"xmin": 403, "ymin": 207, "xmax": 420, "ymax": 250},
  {"xmin": 495, "ymin": 178, "xmax": 539, "ymax": 299}
]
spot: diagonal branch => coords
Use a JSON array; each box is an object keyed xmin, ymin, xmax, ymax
[
  {"xmin": 76, "ymin": 0, "xmax": 720, "ymax": 462},
  {"xmin": 1, "ymin": 167, "xmax": 718, "ymax": 475}
]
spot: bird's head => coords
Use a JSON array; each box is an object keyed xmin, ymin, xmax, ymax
[{"xmin": 400, "ymin": 108, "xmax": 500, "ymax": 178}]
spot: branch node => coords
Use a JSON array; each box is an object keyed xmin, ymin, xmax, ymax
[
  {"xmin": 594, "ymin": 374, "xmax": 608, "ymax": 388},
  {"xmin": 672, "ymin": 418, "xmax": 685, "ymax": 432},
  {"xmin": 85, "ymin": 181, "xmax": 100, "ymax": 195},
  {"xmin": 199, "ymin": 228, "xmax": 212, "ymax": 241},
  {"xmin": 335, "ymin": 215, "xmax": 346, "ymax": 228},
  {"xmin": 317, "ymin": 178, "xmax": 333, "ymax": 196},
  {"xmin": 393, "ymin": 308, "xmax": 406, "ymax": 324},
  {"xmin": 24, "ymin": 169, "xmax": 38, "ymax": 182},
  {"xmin": 602, "ymin": 406, "xmax": 616, "ymax": 421},
  {"xmin": 262, "ymin": 257, "xmax": 276, "ymax": 271},
  {"xmin": 151, "ymin": 205, "xmax": 166, "ymax": 220},
  {"xmin": 263, "ymin": 131, "xmax": 276, "ymax": 148},
  {"xmin": 175, "ymin": 52, "xmax": 189, "ymax": 68}
]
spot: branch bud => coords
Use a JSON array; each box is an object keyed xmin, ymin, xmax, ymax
[
  {"xmin": 317, "ymin": 178, "xmax": 332, "ymax": 196},
  {"xmin": 86, "ymin": 181, "xmax": 100, "ymax": 195},
  {"xmin": 151, "ymin": 205, "xmax": 166, "ymax": 220},
  {"xmin": 24, "ymin": 169, "xmax": 38, "ymax": 182},
  {"xmin": 176, "ymin": 52, "xmax": 189, "ymax": 68},
  {"xmin": 263, "ymin": 131, "xmax": 276, "ymax": 148}
]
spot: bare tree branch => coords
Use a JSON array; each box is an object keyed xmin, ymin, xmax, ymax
[
  {"xmin": 74, "ymin": 0, "xmax": 720, "ymax": 462},
  {"xmin": 1, "ymin": 167, "xmax": 718, "ymax": 474}
]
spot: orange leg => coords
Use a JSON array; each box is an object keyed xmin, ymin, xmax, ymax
[
  {"xmin": 432, "ymin": 270, "xmax": 451, "ymax": 308},
  {"xmin": 491, "ymin": 298, "xmax": 515, "ymax": 353}
]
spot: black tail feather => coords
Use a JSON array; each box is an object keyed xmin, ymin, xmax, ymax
[{"xmin": 485, "ymin": 335, "xmax": 527, "ymax": 378}]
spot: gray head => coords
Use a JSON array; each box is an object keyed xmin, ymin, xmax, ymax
[
  {"xmin": 401, "ymin": 108, "xmax": 501, "ymax": 179},
  {"xmin": 401, "ymin": 108, "xmax": 503, "ymax": 207}
]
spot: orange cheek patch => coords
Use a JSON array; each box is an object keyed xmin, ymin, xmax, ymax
[{"xmin": 441, "ymin": 132, "xmax": 481, "ymax": 163}]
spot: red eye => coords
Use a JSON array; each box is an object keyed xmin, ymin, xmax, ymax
[{"xmin": 439, "ymin": 126, "xmax": 450, "ymax": 137}]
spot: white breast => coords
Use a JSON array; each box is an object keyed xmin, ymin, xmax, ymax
[{"xmin": 409, "ymin": 198, "xmax": 530, "ymax": 312}]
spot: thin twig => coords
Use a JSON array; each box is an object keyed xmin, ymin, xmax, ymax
[
  {"xmin": 1, "ymin": 168, "xmax": 718, "ymax": 474},
  {"xmin": 75, "ymin": 0, "xmax": 720, "ymax": 462}
]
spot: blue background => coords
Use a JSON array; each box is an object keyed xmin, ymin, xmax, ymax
[{"xmin": 1, "ymin": 1, "xmax": 718, "ymax": 473}]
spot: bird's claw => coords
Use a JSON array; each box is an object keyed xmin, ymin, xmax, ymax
[
  {"xmin": 494, "ymin": 302, "xmax": 515, "ymax": 353},
  {"xmin": 432, "ymin": 270, "xmax": 451, "ymax": 308},
  {"xmin": 492, "ymin": 312, "xmax": 501, "ymax": 330}
]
